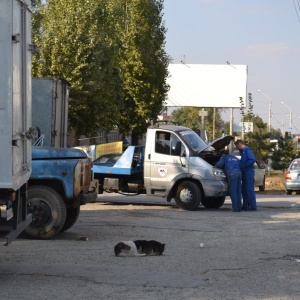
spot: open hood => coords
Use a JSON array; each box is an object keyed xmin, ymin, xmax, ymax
[{"xmin": 208, "ymin": 135, "xmax": 234, "ymax": 151}]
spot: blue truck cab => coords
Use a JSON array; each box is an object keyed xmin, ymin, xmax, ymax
[{"xmin": 26, "ymin": 147, "xmax": 98, "ymax": 239}]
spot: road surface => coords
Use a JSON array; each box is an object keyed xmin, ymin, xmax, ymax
[{"xmin": 1, "ymin": 193, "xmax": 300, "ymax": 300}]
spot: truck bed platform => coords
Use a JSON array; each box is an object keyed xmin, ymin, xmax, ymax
[{"xmin": 92, "ymin": 146, "xmax": 144, "ymax": 176}]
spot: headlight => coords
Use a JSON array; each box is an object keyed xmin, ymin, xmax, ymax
[{"xmin": 213, "ymin": 168, "xmax": 227, "ymax": 178}]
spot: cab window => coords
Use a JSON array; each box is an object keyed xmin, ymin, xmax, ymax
[{"xmin": 155, "ymin": 131, "xmax": 181, "ymax": 156}]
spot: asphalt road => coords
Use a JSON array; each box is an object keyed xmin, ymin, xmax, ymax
[
  {"xmin": 96, "ymin": 191, "xmax": 299, "ymax": 208},
  {"xmin": 1, "ymin": 192, "xmax": 300, "ymax": 300}
]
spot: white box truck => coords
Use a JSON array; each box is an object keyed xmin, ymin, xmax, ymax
[
  {"xmin": 32, "ymin": 77, "xmax": 70, "ymax": 147},
  {"xmin": 0, "ymin": 0, "xmax": 33, "ymax": 244}
]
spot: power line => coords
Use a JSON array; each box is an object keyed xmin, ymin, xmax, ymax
[{"xmin": 293, "ymin": 0, "xmax": 300, "ymax": 24}]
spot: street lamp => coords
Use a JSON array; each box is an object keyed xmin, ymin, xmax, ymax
[
  {"xmin": 257, "ymin": 89, "xmax": 272, "ymax": 132},
  {"xmin": 281, "ymin": 101, "xmax": 292, "ymax": 133}
]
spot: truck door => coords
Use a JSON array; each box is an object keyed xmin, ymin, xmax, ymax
[{"xmin": 148, "ymin": 130, "xmax": 188, "ymax": 192}]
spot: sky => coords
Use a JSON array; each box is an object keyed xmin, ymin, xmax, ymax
[{"xmin": 162, "ymin": 0, "xmax": 300, "ymax": 135}]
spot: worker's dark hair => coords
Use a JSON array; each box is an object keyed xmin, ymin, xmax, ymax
[
  {"xmin": 235, "ymin": 139, "xmax": 244, "ymax": 146},
  {"xmin": 220, "ymin": 150, "xmax": 228, "ymax": 156}
]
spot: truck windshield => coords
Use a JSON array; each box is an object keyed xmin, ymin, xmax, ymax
[{"xmin": 178, "ymin": 130, "xmax": 209, "ymax": 154}]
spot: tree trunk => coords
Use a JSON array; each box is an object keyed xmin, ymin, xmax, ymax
[{"xmin": 131, "ymin": 130, "xmax": 139, "ymax": 146}]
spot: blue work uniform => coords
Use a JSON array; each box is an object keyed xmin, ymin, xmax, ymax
[
  {"xmin": 216, "ymin": 154, "xmax": 242, "ymax": 211},
  {"xmin": 239, "ymin": 146, "xmax": 257, "ymax": 210}
]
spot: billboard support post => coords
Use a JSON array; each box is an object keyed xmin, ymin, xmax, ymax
[{"xmin": 199, "ymin": 109, "xmax": 208, "ymax": 141}]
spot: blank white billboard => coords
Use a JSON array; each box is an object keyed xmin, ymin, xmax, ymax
[{"xmin": 166, "ymin": 64, "xmax": 247, "ymax": 108}]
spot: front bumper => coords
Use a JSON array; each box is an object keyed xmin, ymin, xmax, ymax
[
  {"xmin": 202, "ymin": 179, "xmax": 229, "ymax": 197},
  {"xmin": 78, "ymin": 179, "xmax": 99, "ymax": 205},
  {"xmin": 78, "ymin": 191, "xmax": 98, "ymax": 205}
]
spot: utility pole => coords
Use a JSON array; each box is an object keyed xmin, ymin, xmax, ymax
[
  {"xmin": 257, "ymin": 89, "xmax": 272, "ymax": 133},
  {"xmin": 281, "ymin": 101, "xmax": 292, "ymax": 134}
]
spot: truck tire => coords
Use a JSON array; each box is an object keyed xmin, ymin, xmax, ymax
[
  {"xmin": 25, "ymin": 186, "xmax": 67, "ymax": 239},
  {"xmin": 175, "ymin": 181, "xmax": 201, "ymax": 210},
  {"xmin": 259, "ymin": 177, "xmax": 266, "ymax": 191},
  {"xmin": 201, "ymin": 196, "xmax": 225, "ymax": 209},
  {"xmin": 60, "ymin": 206, "xmax": 80, "ymax": 232}
]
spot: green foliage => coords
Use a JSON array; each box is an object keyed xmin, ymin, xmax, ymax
[
  {"xmin": 238, "ymin": 93, "xmax": 299, "ymax": 168},
  {"xmin": 171, "ymin": 107, "xmax": 223, "ymax": 141},
  {"xmin": 239, "ymin": 93, "xmax": 255, "ymax": 133},
  {"xmin": 238, "ymin": 93, "xmax": 270, "ymax": 161},
  {"xmin": 31, "ymin": 0, "xmax": 43, "ymax": 76},
  {"xmin": 270, "ymin": 128, "xmax": 282, "ymax": 140},
  {"xmin": 271, "ymin": 136, "xmax": 298, "ymax": 170},
  {"xmin": 115, "ymin": 0, "xmax": 170, "ymax": 143},
  {"xmin": 32, "ymin": 0, "xmax": 123, "ymax": 136},
  {"xmin": 31, "ymin": 0, "xmax": 169, "ymax": 143},
  {"xmin": 242, "ymin": 114, "xmax": 269, "ymax": 161}
]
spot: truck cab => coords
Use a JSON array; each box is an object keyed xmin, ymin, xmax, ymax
[
  {"xmin": 25, "ymin": 146, "xmax": 98, "ymax": 240},
  {"xmin": 144, "ymin": 125, "xmax": 231, "ymax": 210}
]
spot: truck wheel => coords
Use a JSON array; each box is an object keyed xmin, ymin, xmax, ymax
[
  {"xmin": 175, "ymin": 181, "xmax": 201, "ymax": 210},
  {"xmin": 25, "ymin": 186, "xmax": 67, "ymax": 239},
  {"xmin": 60, "ymin": 206, "xmax": 80, "ymax": 232},
  {"xmin": 201, "ymin": 196, "xmax": 225, "ymax": 209},
  {"xmin": 259, "ymin": 177, "xmax": 266, "ymax": 191}
]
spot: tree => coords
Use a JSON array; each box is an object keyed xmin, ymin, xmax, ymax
[
  {"xmin": 241, "ymin": 114, "xmax": 270, "ymax": 162},
  {"xmin": 31, "ymin": 0, "xmax": 43, "ymax": 76},
  {"xmin": 237, "ymin": 93, "xmax": 300, "ymax": 167},
  {"xmin": 114, "ymin": 0, "xmax": 170, "ymax": 144},
  {"xmin": 271, "ymin": 135, "xmax": 298, "ymax": 170},
  {"xmin": 238, "ymin": 93, "xmax": 272, "ymax": 162},
  {"xmin": 31, "ymin": 0, "xmax": 169, "ymax": 145},
  {"xmin": 171, "ymin": 107, "xmax": 224, "ymax": 141},
  {"xmin": 32, "ymin": 1, "xmax": 125, "ymax": 140}
]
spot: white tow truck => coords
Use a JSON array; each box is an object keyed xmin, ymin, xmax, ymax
[{"xmin": 93, "ymin": 123, "xmax": 233, "ymax": 210}]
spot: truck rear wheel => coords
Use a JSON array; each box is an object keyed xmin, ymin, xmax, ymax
[
  {"xmin": 60, "ymin": 206, "xmax": 80, "ymax": 232},
  {"xmin": 175, "ymin": 181, "xmax": 201, "ymax": 210},
  {"xmin": 25, "ymin": 186, "xmax": 67, "ymax": 239},
  {"xmin": 201, "ymin": 196, "xmax": 225, "ymax": 209}
]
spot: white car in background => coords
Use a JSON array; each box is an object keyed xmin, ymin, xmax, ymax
[{"xmin": 253, "ymin": 161, "xmax": 266, "ymax": 191}]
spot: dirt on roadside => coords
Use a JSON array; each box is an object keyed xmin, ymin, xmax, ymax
[{"xmin": 265, "ymin": 171, "xmax": 285, "ymax": 192}]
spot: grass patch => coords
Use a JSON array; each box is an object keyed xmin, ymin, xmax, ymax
[{"xmin": 265, "ymin": 171, "xmax": 285, "ymax": 191}]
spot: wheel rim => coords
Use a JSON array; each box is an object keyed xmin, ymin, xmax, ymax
[
  {"xmin": 27, "ymin": 199, "xmax": 56, "ymax": 229},
  {"xmin": 179, "ymin": 188, "xmax": 193, "ymax": 204}
]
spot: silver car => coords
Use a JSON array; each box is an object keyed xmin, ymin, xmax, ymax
[{"xmin": 285, "ymin": 158, "xmax": 300, "ymax": 194}]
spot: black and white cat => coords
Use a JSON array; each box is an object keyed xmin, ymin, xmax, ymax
[{"xmin": 114, "ymin": 240, "xmax": 165, "ymax": 257}]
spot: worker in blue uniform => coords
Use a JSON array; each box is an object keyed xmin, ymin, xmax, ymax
[
  {"xmin": 215, "ymin": 150, "xmax": 242, "ymax": 212},
  {"xmin": 234, "ymin": 139, "xmax": 257, "ymax": 211}
]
